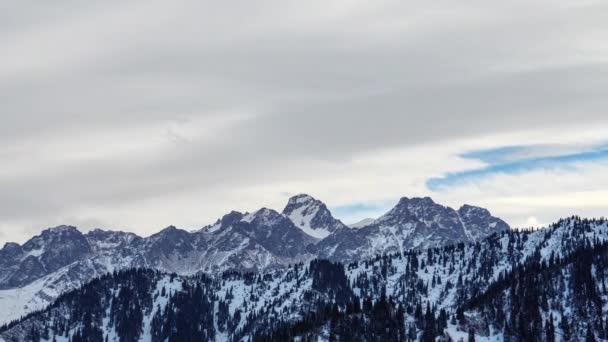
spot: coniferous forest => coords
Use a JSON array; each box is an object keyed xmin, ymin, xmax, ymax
[{"xmin": 2, "ymin": 217, "xmax": 608, "ymax": 341}]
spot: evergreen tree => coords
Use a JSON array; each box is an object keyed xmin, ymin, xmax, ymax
[
  {"xmin": 468, "ymin": 328, "xmax": 475, "ymax": 342},
  {"xmin": 545, "ymin": 314, "xmax": 555, "ymax": 342},
  {"xmin": 586, "ymin": 326, "xmax": 596, "ymax": 342},
  {"xmin": 560, "ymin": 316, "xmax": 571, "ymax": 341}
]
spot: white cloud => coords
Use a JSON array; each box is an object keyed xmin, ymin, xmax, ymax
[{"xmin": 1, "ymin": 0, "xmax": 607, "ymax": 244}]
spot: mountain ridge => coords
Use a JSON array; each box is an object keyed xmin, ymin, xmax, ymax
[
  {"xmin": 0, "ymin": 194, "xmax": 509, "ymax": 325},
  {"xmin": 1, "ymin": 216, "xmax": 605, "ymax": 342}
]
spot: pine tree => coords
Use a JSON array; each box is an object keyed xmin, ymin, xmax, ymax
[
  {"xmin": 456, "ymin": 307, "xmax": 465, "ymax": 324},
  {"xmin": 560, "ymin": 316, "xmax": 571, "ymax": 341},
  {"xmin": 586, "ymin": 325, "xmax": 596, "ymax": 342},
  {"xmin": 545, "ymin": 314, "xmax": 555, "ymax": 342}
]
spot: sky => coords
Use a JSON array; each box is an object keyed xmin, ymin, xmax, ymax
[{"xmin": 1, "ymin": 0, "xmax": 608, "ymax": 245}]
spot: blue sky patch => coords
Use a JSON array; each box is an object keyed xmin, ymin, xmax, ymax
[{"xmin": 427, "ymin": 143, "xmax": 608, "ymax": 191}]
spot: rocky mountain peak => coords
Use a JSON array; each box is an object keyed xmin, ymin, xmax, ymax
[
  {"xmin": 199, "ymin": 211, "xmax": 245, "ymax": 233},
  {"xmin": 1, "ymin": 242, "xmax": 21, "ymax": 252},
  {"xmin": 40, "ymin": 225, "xmax": 80, "ymax": 236},
  {"xmin": 458, "ymin": 204, "xmax": 490, "ymax": 216},
  {"xmin": 0, "ymin": 194, "xmax": 513, "ymax": 324},
  {"xmin": 0, "ymin": 225, "xmax": 91, "ymax": 289},
  {"xmin": 23, "ymin": 225, "xmax": 88, "ymax": 250},
  {"xmin": 152, "ymin": 225, "xmax": 190, "ymax": 239},
  {"xmin": 285, "ymin": 193, "xmax": 317, "ymax": 206},
  {"xmin": 85, "ymin": 229, "xmax": 140, "ymax": 251},
  {"xmin": 458, "ymin": 204, "xmax": 509, "ymax": 240},
  {"xmin": 377, "ymin": 196, "xmax": 448, "ymax": 225},
  {"xmin": 220, "ymin": 211, "xmax": 244, "ymax": 226},
  {"xmin": 245, "ymin": 208, "xmax": 282, "ymax": 225},
  {"xmin": 403, "ymin": 196, "xmax": 435, "ymax": 204},
  {"xmin": 282, "ymin": 194, "xmax": 347, "ymax": 239},
  {"xmin": 144, "ymin": 226, "xmax": 195, "ymax": 259},
  {"xmin": 317, "ymin": 196, "xmax": 511, "ymax": 262},
  {"xmin": 0, "ymin": 242, "xmax": 23, "ymax": 268},
  {"xmin": 85, "ymin": 228, "xmax": 136, "ymax": 239}
]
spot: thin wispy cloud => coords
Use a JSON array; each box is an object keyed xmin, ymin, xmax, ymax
[{"xmin": 427, "ymin": 143, "xmax": 608, "ymax": 191}]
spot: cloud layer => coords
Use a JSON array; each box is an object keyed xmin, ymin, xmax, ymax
[{"xmin": 1, "ymin": 0, "xmax": 607, "ymax": 244}]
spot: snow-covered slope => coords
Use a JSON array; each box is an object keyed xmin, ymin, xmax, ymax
[
  {"xmin": 317, "ymin": 196, "xmax": 509, "ymax": 262},
  {"xmin": 0, "ymin": 214, "xmax": 317, "ymax": 325},
  {"xmin": 0, "ymin": 195, "xmax": 507, "ymax": 325},
  {"xmin": 1, "ymin": 217, "xmax": 606, "ymax": 341},
  {"xmin": 282, "ymin": 194, "xmax": 348, "ymax": 239},
  {"xmin": 458, "ymin": 204, "xmax": 510, "ymax": 241},
  {"xmin": 0, "ymin": 226, "xmax": 91, "ymax": 289}
]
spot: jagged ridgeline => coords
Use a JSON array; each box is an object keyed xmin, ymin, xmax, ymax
[
  {"xmin": 1, "ymin": 217, "xmax": 608, "ymax": 341},
  {"xmin": 0, "ymin": 195, "xmax": 509, "ymax": 326}
]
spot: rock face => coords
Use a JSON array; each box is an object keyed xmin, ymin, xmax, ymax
[
  {"xmin": 317, "ymin": 197, "xmax": 509, "ymax": 262},
  {"xmin": 0, "ymin": 226, "xmax": 91, "ymax": 289},
  {"xmin": 0, "ymin": 194, "xmax": 509, "ymax": 324},
  {"xmin": 282, "ymin": 194, "xmax": 347, "ymax": 239},
  {"xmin": 458, "ymin": 204, "xmax": 510, "ymax": 241},
  {"xmin": 1, "ymin": 217, "xmax": 605, "ymax": 342}
]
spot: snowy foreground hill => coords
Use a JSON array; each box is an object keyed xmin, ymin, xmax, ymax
[
  {"xmin": 0, "ymin": 195, "xmax": 506, "ymax": 325},
  {"xmin": 1, "ymin": 217, "xmax": 608, "ymax": 341}
]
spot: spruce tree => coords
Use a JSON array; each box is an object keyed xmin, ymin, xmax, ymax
[
  {"xmin": 545, "ymin": 315, "xmax": 555, "ymax": 342},
  {"xmin": 586, "ymin": 326, "xmax": 596, "ymax": 342}
]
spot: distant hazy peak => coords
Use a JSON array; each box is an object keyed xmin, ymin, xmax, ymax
[{"xmin": 348, "ymin": 218, "xmax": 376, "ymax": 228}]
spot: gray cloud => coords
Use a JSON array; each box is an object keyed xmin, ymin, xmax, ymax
[{"xmin": 1, "ymin": 0, "xmax": 607, "ymax": 243}]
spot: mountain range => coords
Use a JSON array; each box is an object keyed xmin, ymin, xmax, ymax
[
  {"xmin": 2, "ymin": 216, "xmax": 606, "ymax": 341},
  {"xmin": 0, "ymin": 194, "xmax": 508, "ymax": 326}
]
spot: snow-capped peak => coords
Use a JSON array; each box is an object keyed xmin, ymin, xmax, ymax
[
  {"xmin": 199, "ymin": 211, "xmax": 244, "ymax": 233},
  {"xmin": 375, "ymin": 196, "xmax": 441, "ymax": 225},
  {"xmin": 317, "ymin": 196, "xmax": 512, "ymax": 261},
  {"xmin": 0, "ymin": 194, "xmax": 512, "ymax": 327},
  {"xmin": 287, "ymin": 193, "xmax": 317, "ymax": 205},
  {"xmin": 44, "ymin": 225, "xmax": 80, "ymax": 235},
  {"xmin": 458, "ymin": 204, "xmax": 509, "ymax": 240},
  {"xmin": 244, "ymin": 208, "xmax": 282, "ymax": 226},
  {"xmin": 282, "ymin": 194, "xmax": 347, "ymax": 239}
]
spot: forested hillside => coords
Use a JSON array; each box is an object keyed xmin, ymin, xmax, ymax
[{"xmin": 1, "ymin": 217, "xmax": 606, "ymax": 341}]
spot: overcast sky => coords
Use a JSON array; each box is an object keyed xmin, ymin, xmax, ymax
[{"xmin": 1, "ymin": 0, "xmax": 608, "ymax": 245}]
